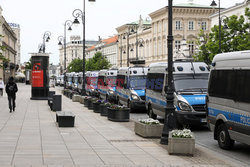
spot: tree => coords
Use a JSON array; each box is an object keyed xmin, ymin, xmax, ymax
[
  {"xmin": 67, "ymin": 58, "xmax": 83, "ymax": 72},
  {"xmin": 85, "ymin": 52, "xmax": 112, "ymax": 71},
  {"xmin": 195, "ymin": 8, "xmax": 250, "ymax": 64},
  {"xmin": 25, "ymin": 58, "xmax": 32, "ymax": 70}
]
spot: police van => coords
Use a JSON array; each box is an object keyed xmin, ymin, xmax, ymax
[
  {"xmin": 66, "ymin": 72, "xmax": 74, "ymax": 89},
  {"xmin": 146, "ymin": 61, "xmax": 209, "ymax": 127},
  {"xmin": 207, "ymin": 50, "xmax": 250, "ymax": 149},
  {"xmin": 98, "ymin": 69, "xmax": 117, "ymax": 101},
  {"xmin": 77, "ymin": 72, "xmax": 83, "ymax": 93},
  {"xmin": 86, "ymin": 71, "xmax": 99, "ymax": 96},
  {"xmin": 72, "ymin": 73, "xmax": 79, "ymax": 92},
  {"xmin": 116, "ymin": 67, "xmax": 148, "ymax": 112}
]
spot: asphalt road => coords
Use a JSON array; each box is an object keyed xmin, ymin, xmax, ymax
[{"xmin": 130, "ymin": 113, "xmax": 250, "ymax": 167}]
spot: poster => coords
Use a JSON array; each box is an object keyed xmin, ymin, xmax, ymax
[{"xmin": 32, "ymin": 63, "xmax": 43, "ymax": 87}]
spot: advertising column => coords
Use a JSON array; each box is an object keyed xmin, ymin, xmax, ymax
[{"xmin": 30, "ymin": 53, "xmax": 49, "ymax": 100}]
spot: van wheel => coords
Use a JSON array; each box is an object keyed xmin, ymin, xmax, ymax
[
  {"xmin": 128, "ymin": 100, "xmax": 134, "ymax": 113},
  {"xmin": 217, "ymin": 124, "xmax": 234, "ymax": 150},
  {"xmin": 148, "ymin": 106, "xmax": 157, "ymax": 119}
]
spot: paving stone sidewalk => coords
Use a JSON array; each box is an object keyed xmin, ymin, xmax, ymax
[{"xmin": 0, "ymin": 83, "xmax": 238, "ymax": 167}]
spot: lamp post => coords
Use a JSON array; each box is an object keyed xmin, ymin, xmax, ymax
[
  {"xmin": 210, "ymin": 0, "xmax": 222, "ymax": 53},
  {"xmin": 40, "ymin": 31, "xmax": 51, "ymax": 53},
  {"xmin": 72, "ymin": 0, "xmax": 96, "ymax": 96},
  {"xmin": 160, "ymin": 0, "xmax": 177, "ymax": 145},
  {"xmin": 58, "ymin": 20, "xmax": 73, "ymax": 89}
]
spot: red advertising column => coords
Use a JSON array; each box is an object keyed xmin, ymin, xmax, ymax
[{"xmin": 30, "ymin": 53, "xmax": 49, "ymax": 100}]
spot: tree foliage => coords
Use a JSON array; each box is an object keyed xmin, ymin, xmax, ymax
[
  {"xmin": 85, "ymin": 52, "xmax": 112, "ymax": 71},
  {"xmin": 0, "ymin": 35, "xmax": 9, "ymax": 69},
  {"xmin": 25, "ymin": 58, "xmax": 32, "ymax": 70},
  {"xmin": 67, "ymin": 58, "xmax": 83, "ymax": 72},
  {"xmin": 195, "ymin": 8, "xmax": 250, "ymax": 64}
]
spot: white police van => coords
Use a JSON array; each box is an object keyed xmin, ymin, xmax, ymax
[
  {"xmin": 66, "ymin": 72, "xmax": 75, "ymax": 89},
  {"xmin": 77, "ymin": 72, "xmax": 83, "ymax": 93},
  {"xmin": 86, "ymin": 71, "xmax": 99, "ymax": 96},
  {"xmin": 146, "ymin": 61, "xmax": 209, "ymax": 127},
  {"xmin": 72, "ymin": 73, "xmax": 79, "ymax": 92},
  {"xmin": 116, "ymin": 66, "xmax": 148, "ymax": 112},
  {"xmin": 207, "ymin": 50, "xmax": 250, "ymax": 149},
  {"xmin": 98, "ymin": 69, "xmax": 117, "ymax": 101},
  {"xmin": 59, "ymin": 75, "xmax": 64, "ymax": 86}
]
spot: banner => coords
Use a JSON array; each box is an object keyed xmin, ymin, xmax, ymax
[{"xmin": 32, "ymin": 63, "xmax": 44, "ymax": 87}]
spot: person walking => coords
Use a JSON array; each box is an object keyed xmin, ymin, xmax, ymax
[
  {"xmin": 5, "ymin": 77, "xmax": 18, "ymax": 112},
  {"xmin": 0, "ymin": 78, "xmax": 4, "ymax": 97}
]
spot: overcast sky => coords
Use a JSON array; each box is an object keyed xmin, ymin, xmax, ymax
[{"xmin": 1, "ymin": 0, "xmax": 242, "ymax": 64}]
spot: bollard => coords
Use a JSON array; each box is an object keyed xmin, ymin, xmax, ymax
[
  {"xmin": 48, "ymin": 91, "xmax": 55, "ymax": 105},
  {"xmin": 52, "ymin": 95, "xmax": 62, "ymax": 111}
]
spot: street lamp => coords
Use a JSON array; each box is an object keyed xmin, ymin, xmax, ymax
[
  {"xmin": 58, "ymin": 20, "xmax": 73, "ymax": 89},
  {"xmin": 210, "ymin": 0, "xmax": 222, "ymax": 53},
  {"xmin": 72, "ymin": 0, "xmax": 96, "ymax": 96},
  {"xmin": 160, "ymin": 0, "xmax": 177, "ymax": 145},
  {"xmin": 40, "ymin": 31, "xmax": 51, "ymax": 53}
]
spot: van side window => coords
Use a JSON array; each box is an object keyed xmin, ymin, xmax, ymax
[
  {"xmin": 146, "ymin": 73, "xmax": 164, "ymax": 92},
  {"xmin": 117, "ymin": 75, "xmax": 125, "ymax": 88},
  {"xmin": 208, "ymin": 70, "xmax": 250, "ymax": 103}
]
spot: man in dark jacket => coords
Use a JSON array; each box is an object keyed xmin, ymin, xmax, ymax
[{"xmin": 5, "ymin": 77, "xmax": 18, "ymax": 113}]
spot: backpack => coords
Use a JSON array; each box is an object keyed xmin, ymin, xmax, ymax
[{"xmin": 8, "ymin": 85, "xmax": 15, "ymax": 93}]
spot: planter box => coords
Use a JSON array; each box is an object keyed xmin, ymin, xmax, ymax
[
  {"xmin": 107, "ymin": 107, "xmax": 130, "ymax": 122},
  {"xmin": 56, "ymin": 111, "xmax": 75, "ymax": 127},
  {"xmin": 93, "ymin": 102, "xmax": 101, "ymax": 113},
  {"xmin": 72, "ymin": 95, "xmax": 80, "ymax": 102},
  {"xmin": 168, "ymin": 132, "xmax": 195, "ymax": 156},
  {"xmin": 79, "ymin": 96, "xmax": 85, "ymax": 104},
  {"xmin": 100, "ymin": 104, "xmax": 108, "ymax": 116},
  {"xmin": 134, "ymin": 121, "xmax": 164, "ymax": 138},
  {"xmin": 87, "ymin": 98, "xmax": 94, "ymax": 109}
]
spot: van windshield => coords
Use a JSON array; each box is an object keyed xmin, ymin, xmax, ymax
[
  {"xmin": 174, "ymin": 79, "xmax": 208, "ymax": 92},
  {"xmin": 73, "ymin": 77, "xmax": 78, "ymax": 84},
  {"xmin": 129, "ymin": 76, "xmax": 147, "ymax": 89},
  {"xmin": 67, "ymin": 77, "xmax": 72, "ymax": 82}
]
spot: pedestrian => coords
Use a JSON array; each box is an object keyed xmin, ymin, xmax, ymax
[
  {"xmin": 5, "ymin": 76, "xmax": 18, "ymax": 113},
  {"xmin": 0, "ymin": 78, "xmax": 4, "ymax": 97}
]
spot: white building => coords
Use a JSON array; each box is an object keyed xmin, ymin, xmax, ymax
[
  {"xmin": 86, "ymin": 35, "xmax": 118, "ymax": 68},
  {"xmin": 58, "ymin": 35, "xmax": 98, "ymax": 73},
  {"xmin": 210, "ymin": 0, "xmax": 250, "ymax": 27},
  {"xmin": 9, "ymin": 23, "xmax": 21, "ymax": 65}
]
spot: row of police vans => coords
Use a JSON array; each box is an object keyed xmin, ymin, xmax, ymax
[{"xmin": 56, "ymin": 50, "xmax": 250, "ymax": 149}]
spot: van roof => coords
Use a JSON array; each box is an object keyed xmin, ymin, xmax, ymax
[
  {"xmin": 212, "ymin": 50, "xmax": 250, "ymax": 69},
  {"xmin": 149, "ymin": 62, "xmax": 209, "ymax": 74}
]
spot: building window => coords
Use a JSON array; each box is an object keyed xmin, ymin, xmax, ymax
[
  {"xmin": 176, "ymin": 21, "xmax": 181, "ymax": 30},
  {"xmin": 175, "ymin": 40, "xmax": 181, "ymax": 50},
  {"xmin": 188, "ymin": 21, "xmax": 194, "ymax": 30},
  {"xmin": 158, "ymin": 40, "xmax": 162, "ymax": 56},
  {"xmin": 154, "ymin": 41, "xmax": 157, "ymax": 57},
  {"xmin": 201, "ymin": 21, "xmax": 207, "ymax": 30},
  {"xmin": 158, "ymin": 22, "xmax": 161, "ymax": 33},
  {"xmin": 188, "ymin": 41, "xmax": 194, "ymax": 55}
]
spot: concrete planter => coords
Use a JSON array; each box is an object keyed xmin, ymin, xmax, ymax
[
  {"xmin": 134, "ymin": 121, "xmax": 164, "ymax": 138},
  {"xmin": 79, "ymin": 96, "xmax": 85, "ymax": 104},
  {"xmin": 93, "ymin": 102, "xmax": 101, "ymax": 113},
  {"xmin": 168, "ymin": 132, "xmax": 195, "ymax": 156},
  {"xmin": 72, "ymin": 95, "xmax": 80, "ymax": 102},
  {"xmin": 100, "ymin": 104, "xmax": 109, "ymax": 116}
]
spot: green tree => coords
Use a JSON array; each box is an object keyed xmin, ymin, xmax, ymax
[
  {"xmin": 0, "ymin": 35, "xmax": 8, "ymax": 69},
  {"xmin": 67, "ymin": 58, "xmax": 83, "ymax": 72},
  {"xmin": 25, "ymin": 58, "xmax": 32, "ymax": 70},
  {"xmin": 195, "ymin": 8, "xmax": 250, "ymax": 64},
  {"xmin": 85, "ymin": 52, "xmax": 112, "ymax": 71}
]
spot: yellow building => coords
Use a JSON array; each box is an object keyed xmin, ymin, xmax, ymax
[{"xmin": 116, "ymin": 1, "xmax": 216, "ymax": 67}]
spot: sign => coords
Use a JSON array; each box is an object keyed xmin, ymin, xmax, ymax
[{"xmin": 32, "ymin": 63, "xmax": 43, "ymax": 87}]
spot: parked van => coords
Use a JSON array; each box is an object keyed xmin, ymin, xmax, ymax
[
  {"xmin": 55, "ymin": 76, "xmax": 61, "ymax": 86},
  {"xmin": 116, "ymin": 67, "xmax": 148, "ymax": 112},
  {"xmin": 207, "ymin": 50, "xmax": 250, "ymax": 149},
  {"xmin": 146, "ymin": 61, "xmax": 209, "ymax": 127},
  {"xmin": 59, "ymin": 75, "xmax": 64, "ymax": 86},
  {"xmin": 72, "ymin": 73, "xmax": 79, "ymax": 92},
  {"xmin": 77, "ymin": 72, "xmax": 83, "ymax": 93},
  {"xmin": 66, "ymin": 72, "xmax": 74, "ymax": 89},
  {"xmin": 86, "ymin": 71, "xmax": 99, "ymax": 96},
  {"xmin": 98, "ymin": 69, "xmax": 117, "ymax": 102}
]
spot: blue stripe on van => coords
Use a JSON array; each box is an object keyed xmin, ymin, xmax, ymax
[
  {"xmin": 208, "ymin": 108, "xmax": 250, "ymax": 126},
  {"xmin": 99, "ymin": 89, "xmax": 107, "ymax": 95},
  {"xmin": 146, "ymin": 96, "xmax": 166, "ymax": 106},
  {"xmin": 116, "ymin": 91, "xmax": 129, "ymax": 99}
]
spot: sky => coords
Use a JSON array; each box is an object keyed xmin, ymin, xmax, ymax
[{"xmin": 1, "ymin": 0, "xmax": 242, "ymax": 65}]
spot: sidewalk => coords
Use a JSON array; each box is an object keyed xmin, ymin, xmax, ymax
[{"xmin": 0, "ymin": 83, "xmax": 237, "ymax": 166}]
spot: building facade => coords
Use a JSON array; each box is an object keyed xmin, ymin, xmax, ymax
[
  {"xmin": 0, "ymin": 6, "xmax": 18, "ymax": 83},
  {"xmin": 86, "ymin": 35, "xmax": 118, "ymax": 68},
  {"xmin": 116, "ymin": 2, "xmax": 216, "ymax": 67},
  {"xmin": 9, "ymin": 23, "xmax": 21, "ymax": 65},
  {"xmin": 210, "ymin": 0, "xmax": 250, "ymax": 27},
  {"xmin": 58, "ymin": 35, "xmax": 98, "ymax": 74}
]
